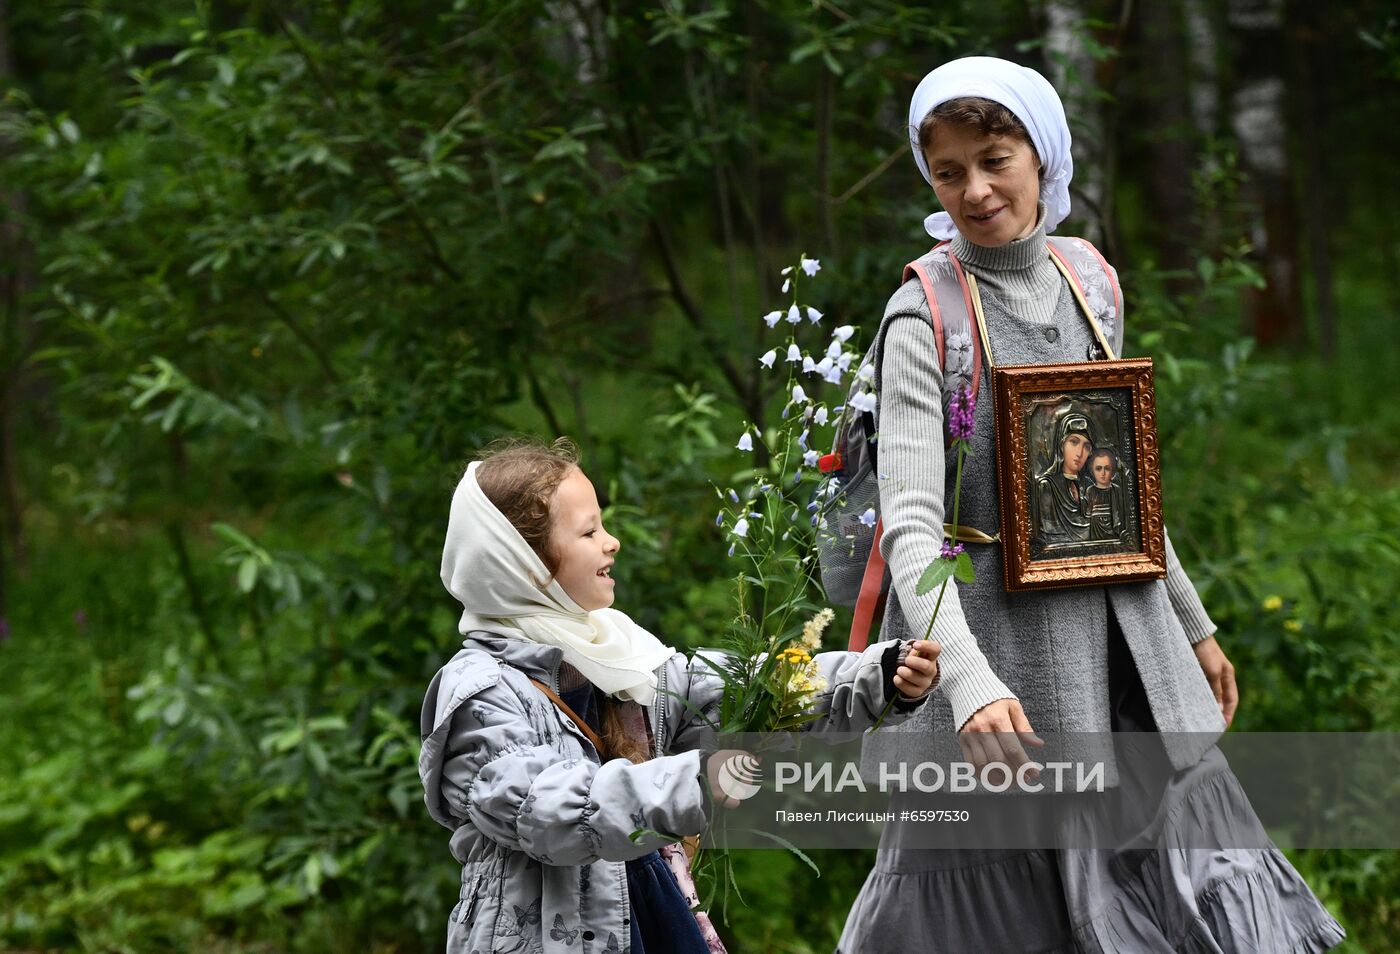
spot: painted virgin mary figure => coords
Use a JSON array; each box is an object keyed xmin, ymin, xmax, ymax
[{"xmin": 1031, "ymin": 409, "xmax": 1095, "ymax": 547}]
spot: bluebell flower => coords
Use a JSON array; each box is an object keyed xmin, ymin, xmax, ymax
[
  {"xmin": 833, "ymin": 324, "xmax": 854, "ymax": 342},
  {"xmin": 813, "ymin": 406, "xmax": 829, "ymax": 426},
  {"xmin": 848, "ymin": 391, "xmax": 876, "ymax": 414},
  {"xmin": 786, "ymin": 304, "xmax": 801, "ymax": 324},
  {"xmin": 715, "ymin": 511, "xmax": 724, "ymax": 526},
  {"xmin": 758, "ymin": 349, "xmax": 777, "ymax": 368},
  {"xmin": 791, "ymin": 384, "xmax": 809, "ymax": 403},
  {"xmin": 736, "ymin": 432, "xmax": 754, "ymax": 452},
  {"xmin": 787, "ymin": 343, "xmax": 801, "ymax": 362},
  {"xmin": 733, "ymin": 518, "xmax": 749, "ymax": 538},
  {"xmin": 763, "ymin": 311, "xmax": 783, "ymax": 328},
  {"xmin": 803, "ymin": 450, "xmax": 819, "ymax": 467},
  {"xmin": 729, "ymin": 489, "xmax": 740, "ymax": 503},
  {"xmin": 859, "ymin": 508, "xmax": 877, "ymax": 528},
  {"xmin": 806, "ymin": 307, "xmax": 823, "ymax": 324},
  {"xmin": 801, "ymin": 257, "xmax": 821, "ymax": 277}
]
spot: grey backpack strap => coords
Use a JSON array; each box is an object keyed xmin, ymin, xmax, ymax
[{"xmin": 1047, "ymin": 235, "xmax": 1124, "ymax": 358}]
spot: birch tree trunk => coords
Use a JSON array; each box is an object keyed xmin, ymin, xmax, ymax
[
  {"xmin": 1044, "ymin": 0, "xmax": 1118, "ymax": 249},
  {"xmin": 1227, "ymin": 0, "xmax": 1303, "ymax": 346}
]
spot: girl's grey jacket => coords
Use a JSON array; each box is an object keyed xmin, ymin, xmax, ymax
[{"xmin": 419, "ymin": 631, "xmax": 918, "ymax": 953}]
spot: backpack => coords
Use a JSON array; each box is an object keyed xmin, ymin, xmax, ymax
[{"xmin": 815, "ymin": 237, "xmax": 1123, "ymax": 651}]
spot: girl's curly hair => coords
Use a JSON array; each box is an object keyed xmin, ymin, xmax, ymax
[{"xmin": 472, "ymin": 436, "xmax": 581, "ymax": 573}]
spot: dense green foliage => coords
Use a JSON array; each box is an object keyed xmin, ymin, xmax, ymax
[{"xmin": 2, "ymin": 1, "xmax": 1398, "ymax": 951}]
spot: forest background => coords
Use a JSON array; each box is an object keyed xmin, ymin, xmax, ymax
[{"xmin": 2, "ymin": 1, "xmax": 1399, "ymax": 951}]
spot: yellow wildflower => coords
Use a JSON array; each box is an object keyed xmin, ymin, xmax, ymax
[
  {"xmin": 777, "ymin": 646, "xmax": 812, "ymax": 666},
  {"xmin": 1283, "ymin": 619, "xmax": 1303, "ymax": 633},
  {"xmin": 1262, "ymin": 595, "xmax": 1283, "ymax": 612},
  {"xmin": 801, "ymin": 608, "xmax": 836, "ymax": 650}
]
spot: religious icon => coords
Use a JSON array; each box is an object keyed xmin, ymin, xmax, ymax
[{"xmin": 993, "ymin": 358, "xmax": 1166, "ymax": 591}]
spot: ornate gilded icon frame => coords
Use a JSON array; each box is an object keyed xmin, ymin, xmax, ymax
[{"xmin": 993, "ymin": 357, "xmax": 1167, "ymax": 592}]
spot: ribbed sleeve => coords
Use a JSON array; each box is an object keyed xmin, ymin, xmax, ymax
[
  {"xmin": 876, "ymin": 314, "xmax": 1017, "ymax": 730},
  {"xmin": 1163, "ymin": 527, "xmax": 1218, "ymax": 643}
]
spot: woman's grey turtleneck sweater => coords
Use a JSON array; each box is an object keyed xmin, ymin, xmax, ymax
[{"xmin": 874, "ymin": 206, "xmax": 1217, "ymax": 731}]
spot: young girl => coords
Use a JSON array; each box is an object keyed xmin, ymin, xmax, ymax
[{"xmin": 419, "ymin": 438, "xmax": 939, "ymax": 954}]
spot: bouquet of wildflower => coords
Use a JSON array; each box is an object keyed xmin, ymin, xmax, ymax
[
  {"xmin": 684, "ymin": 254, "xmax": 981, "ymax": 917},
  {"xmin": 707, "ymin": 255, "xmax": 864, "ymax": 736}
]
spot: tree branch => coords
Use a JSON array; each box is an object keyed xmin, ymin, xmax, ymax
[
  {"xmin": 271, "ymin": 12, "xmax": 463, "ymax": 283},
  {"xmin": 647, "ymin": 218, "xmax": 760, "ymax": 423}
]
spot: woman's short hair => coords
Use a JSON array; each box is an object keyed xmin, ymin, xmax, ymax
[{"xmin": 917, "ymin": 96, "xmax": 1040, "ymax": 167}]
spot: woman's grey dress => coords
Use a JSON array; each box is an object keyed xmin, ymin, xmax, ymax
[{"xmin": 838, "ymin": 215, "xmax": 1345, "ymax": 952}]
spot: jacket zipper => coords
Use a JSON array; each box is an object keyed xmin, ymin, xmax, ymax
[{"xmin": 652, "ymin": 663, "xmax": 667, "ymax": 760}]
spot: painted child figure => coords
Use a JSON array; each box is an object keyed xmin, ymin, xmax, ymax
[
  {"xmin": 419, "ymin": 439, "xmax": 939, "ymax": 954},
  {"xmin": 1084, "ymin": 448, "xmax": 1129, "ymax": 545}
]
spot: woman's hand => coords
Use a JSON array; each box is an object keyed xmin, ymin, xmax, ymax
[
  {"xmin": 895, "ymin": 640, "xmax": 941, "ymax": 699},
  {"xmin": 1192, "ymin": 635, "xmax": 1238, "ymax": 728},
  {"xmin": 959, "ymin": 698, "xmax": 1044, "ymax": 785}
]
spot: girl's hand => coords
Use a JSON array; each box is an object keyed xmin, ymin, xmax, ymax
[
  {"xmin": 959, "ymin": 698, "xmax": 1044, "ymax": 786},
  {"xmin": 1192, "ymin": 635, "xmax": 1238, "ymax": 728},
  {"xmin": 895, "ymin": 640, "xmax": 941, "ymax": 699}
]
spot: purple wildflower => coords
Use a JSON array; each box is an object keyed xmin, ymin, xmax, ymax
[
  {"xmin": 940, "ymin": 542, "xmax": 966, "ymax": 560},
  {"xmin": 947, "ymin": 385, "xmax": 976, "ymax": 441}
]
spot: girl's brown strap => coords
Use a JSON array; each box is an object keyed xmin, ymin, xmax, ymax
[{"xmin": 529, "ymin": 678, "xmax": 606, "ymax": 755}]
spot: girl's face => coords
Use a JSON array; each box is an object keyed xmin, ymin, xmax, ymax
[
  {"xmin": 547, "ymin": 469, "xmax": 620, "ymax": 612},
  {"xmin": 924, "ymin": 124, "xmax": 1041, "ymax": 246},
  {"xmin": 1061, "ymin": 434, "xmax": 1091, "ymax": 476}
]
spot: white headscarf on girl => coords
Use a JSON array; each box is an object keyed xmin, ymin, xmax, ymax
[
  {"xmin": 440, "ymin": 461, "xmax": 674, "ymax": 706},
  {"xmin": 907, "ymin": 55, "xmax": 1073, "ymax": 242}
]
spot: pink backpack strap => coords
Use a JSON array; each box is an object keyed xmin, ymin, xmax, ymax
[
  {"xmin": 902, "ymin": 248, "xmax": 983, "ymax": 401},
  {"xmin": 1046, "ymin": 236, "xmax": 1123, "ymax": 356}
]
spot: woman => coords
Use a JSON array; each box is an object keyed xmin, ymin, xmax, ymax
[{"xmin": 840, "ymin": 56, "xmax": 1344, "ymax": 952}]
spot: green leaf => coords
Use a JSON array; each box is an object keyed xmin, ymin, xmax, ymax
[
  {"xmin": 954, "ymin": 551, "xmax": 976, "ymax": 584},
  {"xmin": 915, "ymin": 558, "xmax": 956, "ymax": 596},
  {"xmin": 237, "ymin": 557, "xmax": 259, "ymax": 593}
]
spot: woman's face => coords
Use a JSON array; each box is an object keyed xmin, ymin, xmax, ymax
[
  {"xmin": 1061, "ymin": 434, "xmax": 1091, "ymax": 476},
  {"xmin": 924, "ymin": 124, "xmax": 1041, "ymax": 246}
]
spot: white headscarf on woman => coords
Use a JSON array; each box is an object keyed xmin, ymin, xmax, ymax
[
  {"xmin": 440, "ymin": 461, "xmax": 675, "ymax": 706},
  {"xmin": 907, "ymin": 55, "xmax": 1073, "ymax": 242}
]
